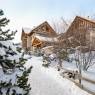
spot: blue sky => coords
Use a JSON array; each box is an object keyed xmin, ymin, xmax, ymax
[{"xmin": 0, "ymin": 0, "xmax": 95, "ymax": 42}]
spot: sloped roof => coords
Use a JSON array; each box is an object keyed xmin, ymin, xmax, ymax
[
  {"xmin": 29, "ymin": 21, "xmax": 57, "ymax": 36},
  {"xmin": 21, "ymin": 21, "xmax": 57, "ymax": 40},
  {"xmin": 76, "ymin": 16, "xmax": 95, "ymax": 24},
  {"xmin": 58, "ymin": 16, "xmax": 95, "ymax": 40},
  {"xmin": 66, "ymin": 16, "xmax": 95, "ymax": 33}
]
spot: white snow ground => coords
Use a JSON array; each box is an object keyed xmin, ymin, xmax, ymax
[{"xmin": 25, "ymin": 56, "xmax": 91, "ymax": 95}]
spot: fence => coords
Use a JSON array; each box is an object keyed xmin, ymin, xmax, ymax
[{"xmin": 61, "ymin": 67, "xmax": 95, "ymax": 95}]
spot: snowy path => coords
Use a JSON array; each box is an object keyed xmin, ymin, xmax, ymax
[{"xmin": 25, "ymin": 56, "xmax": 90, "ymax": 95}]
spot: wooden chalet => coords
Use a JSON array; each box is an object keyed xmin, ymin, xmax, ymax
[
  {"xmin": 58, "ymin": 16, "xmax": 95, "ymax": 49},
  {"xmin": 21, "ymin": 21, "xmax": 57, "ymax": 51}
]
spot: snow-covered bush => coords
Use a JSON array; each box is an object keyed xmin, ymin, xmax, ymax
[
  {"xmin": 42, "ymin": 55, "xmax": 51, "ymax": 67},
  {"xmin": 0, "ymin": 9, "xmax": 32, "ymax": 95},
  {"xmin": 57, "ymin": 49, "xmax": 69, "ymax": 61}
]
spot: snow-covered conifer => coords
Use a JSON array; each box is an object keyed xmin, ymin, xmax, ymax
[{"xmin": 0, "ymin": 9, "xmax": 32, "ymax": 95}]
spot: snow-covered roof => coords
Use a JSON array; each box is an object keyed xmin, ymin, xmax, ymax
[
  {"xmin": 23, "ymin": 27, "xmax": 32, "ymax": 34},
  {"xmin": 34, "ymin": 34, "xmax": 58, "ymax": 42}
]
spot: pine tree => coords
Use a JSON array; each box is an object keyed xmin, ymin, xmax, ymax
[{"xmin": 0, "ymin": 9, "xmax": 32, "ymax": 95}]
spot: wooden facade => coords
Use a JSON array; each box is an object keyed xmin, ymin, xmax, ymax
[
  {"xmin": 21, "ymin": 16, "xmax": 95, "ymax": 51},
  {"xmin": 21, "ymin": 21, "xmax": 57, "ymax": 51},
  {"xmin": 58, "ymin": 16, "xmax": 95, "ymax": 48}
]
